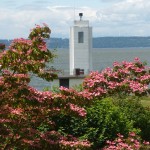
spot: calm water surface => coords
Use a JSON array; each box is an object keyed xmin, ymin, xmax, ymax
[{"xmin": 30, "ymin": 47, "xmax": 150, "ymax": 90}]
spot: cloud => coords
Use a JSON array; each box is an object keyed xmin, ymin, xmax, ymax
[
  {"xmin": 33, "ymin": 0, "xmax": 50, "ymax": 3},
  {"xmin": 100, "ymin": 0, "xmax": 126, "ymax": 2},
  {"xmin": 0, "ymin": 8, "xmax": 51, "ymax": 39},
  {"xmin": 0, "ymin": 0, "xmax": 17, "ymax": 8},
  {"xmin": 95, "ymin": 0, "xmax": 150, "ymax": 35},
  {"xmin": 0, "ymin": 4, "xmax": 98, "ymax": 39},
  {"xmin": 1, "ymin": 0, "xmax": 150, "ymax": 39}
]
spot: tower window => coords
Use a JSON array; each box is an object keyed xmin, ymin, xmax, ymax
[{"xmin": 78, "ymin": 32, "xmax": 84, "ymax": 43}]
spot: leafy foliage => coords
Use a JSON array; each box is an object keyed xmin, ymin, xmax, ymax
[
  {"xmin": 0, "ymin": 43, "xmax": 5, "ymax": 51},
  {"xmin": 112, "ymin": 96, "xmax": 150, "ymax": 141},
  {"xmin": 84, "ymin": 98, "xmax": 135, "ymax": 148},
  {"xmin": 53, "ymin": 98, "xmax": 137, "ymax": 149}
]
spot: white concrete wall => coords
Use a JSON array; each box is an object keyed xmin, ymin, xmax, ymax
[
  {"xmin": 69, "ymin": 20, "xmax": 92, "ymax": 75},
  {"xmin": 50, "ymin": 78, "xmax": 84, "ymax": 89}
]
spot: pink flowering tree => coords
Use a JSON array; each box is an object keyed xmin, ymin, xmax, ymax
[
  {"xmin": 83, "ymin": 58, "xmax": 150, "ymax": 98},
  {"xmin": 46, "ymin": 59, "xmax": 150, "ymax": 149},
  {"xmin": 0, "ymin": 24, "xmax": 57, "ymax": 81},
  {"xmin": 0, "ymin": 25, "xmax": 91, "ymax": 149},
  {"xmin": 103, "ymin": 132, "xmax": 150, "ymax": 150}
]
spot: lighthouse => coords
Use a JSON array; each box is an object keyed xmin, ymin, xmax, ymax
[
  {"xmin": 69, "ymin": 13, "xmax": 92, "ymax": 75},
  {"xmin": 50, "ymin": 13, "xmax": 93, "ymax": 88}
]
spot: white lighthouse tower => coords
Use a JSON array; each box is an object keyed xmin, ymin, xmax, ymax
[
  {"xmin": 69, "ymin": 13, "xmax": 92, "ymax": 75},
  {"xmin": 50, "ymin": 13, "xmax": 93, "ymax": 89}
]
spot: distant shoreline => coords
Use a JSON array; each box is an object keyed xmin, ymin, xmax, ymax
[{"xmin": 1, "ymin": 37, "xmax": 150, "ymax": 49}]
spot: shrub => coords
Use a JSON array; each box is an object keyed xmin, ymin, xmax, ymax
[
  {"xmin": 53, "ymin": 98, "xmax": 136, "ymax": 149},
  {"xmin": 112, "ymin": 96, "xmax": 150, "ymax": 141},
  {"xmin": 83, "ymin": 98, "xmax": 138, "ymax": 149}
]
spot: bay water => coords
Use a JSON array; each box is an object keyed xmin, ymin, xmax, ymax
[{"xmin": 30, "ymin": 47, "xmax": 150, "ymax": 90}]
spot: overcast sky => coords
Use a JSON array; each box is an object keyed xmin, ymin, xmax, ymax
[{"xmin": 0, "ymin": 0, "xmax": 150, "ymax": 39}]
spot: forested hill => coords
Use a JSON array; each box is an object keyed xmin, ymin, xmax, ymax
[
  {"xmin": 1, "ymin": 37, "xmax": 150, "ymax": 49},
  {"xmin": 92, "ymin": 37, "xmax": 150, "ymax": 48}
]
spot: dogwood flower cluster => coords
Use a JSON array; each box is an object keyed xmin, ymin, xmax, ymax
[
  {"xmin": 0, "ymin": 24, "xmax": 57, "ymax": 81},
  {"xmin": 83, "ymin": 58, "xmax": 150, "ymax": 97},
  {"xmin": 103, "ymin": 132, "xmax": 150, "ymax": 150}
]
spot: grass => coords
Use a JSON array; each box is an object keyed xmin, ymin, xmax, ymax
[{"xmin": 141, "ymin": 96, "xmax": 150, "ymax": 107}]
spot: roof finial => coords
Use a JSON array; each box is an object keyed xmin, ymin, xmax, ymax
[{"xmin": 79, "ymin": 13, "xmax": 83, "ymax": 21}]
